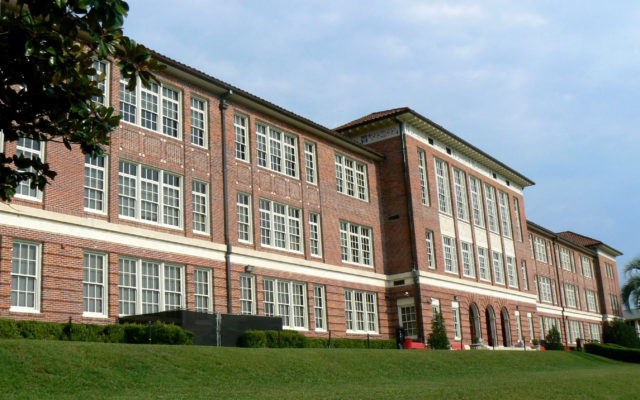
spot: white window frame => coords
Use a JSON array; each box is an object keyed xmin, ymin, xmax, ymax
[
  {"xmin": 304, "ymin": 141, "xmax": 318, "ymax": 185},
  {"xmin": 257, "ymin": 122, "xmax": 298, "ymax": 178},
  {"xmin": 452, "ymin": 167, "xmax": 469, "ymax": 222},
  {"xmin": 398, "ymin": 298, "xmax": 418, "ymax": 339},
  {"xmin": 434, "ymin": 158, "xmax": 452, "ymax": 214},
  {"xmin": 426, "ymin": 230, "xmax": 436, "ymax": 269},
  {"xmin": 477, "ymin": 246, "xmax": 491, "ymax": 281},
  {"xmin": 237, "ymin": 192, "xmax": 253, "ymax": 243},
  {"xmin": 484, "ymin": 184, "xmax": 499, "ymax": 233},
  {"xmin": 234, "ymin": 113, "xmax": 249, "ymax": 162},
  {"xmin": 492, "ymin": 251, "xmax": 505, "ymax": 284},
  {"xmin": 534, "ymin": 237, "xmax": 547, "ymax": 263},
  {"xmin": 10, "ymin": 240, "xmax": 42, "ymax": 313},
  {"xmin": 565, "ymin": 284, "xmax": 577, "ymax": 308},
  {"xmin": 190, "ymin": 96, "xmax": 208, "ymax": 148},
  {"xmin": 442, "ymin": 236, "xmax": 458, "ymax": 274},
  {"xmin": 521, "ymin": 260, "xmax": 529, "ymax": 290},
  {"xmin": 513, "ymin": 197, "xmax": 523, "ymax": 241},
  {"xmin": 431, "ymin": 298, "xmax": 441, "ymax": 317},
  {"xmin": 559, "ymin": 247, "xmax": 571, "ymax": 271},
  {"xmin": 84, "ymin": 153, "xmax": 108, "ymax": 214},
  {"xmin": 263, "ymin": 278, "xmax": 307, "ymax": 330},
  {"xmin": 192, "ymin": 180, "xmax": 209, "ymax": 235},
  {"xmin": 259, "ymin": 199, "xmax": 303, "ymax": 253},
  {"xmin": 90, "ymin": 60, "xmax": 110, "ymax": 106},
  {"xmin": 194, "ymin": 268, "xmax": 213, "ymax": 313},
  {"xmin": 309, "ymin": 212, "xmax": 322, "ymax": 258},
  {"xmin": 515, "ymin": 310, "xmax": 523, "ymax": 342},
  {"xmin": 539, "ymin": 276, "xmax": 553, "ymax": 303},
  {"xmin": 469, "ymin": 176, "xmax": 485, "ymax": 228},
  {"xmin": 461, "ymin": 241, "xmax": 476, "ymax": 278},
  {"xmin": 340, "ymin": 221, "xmax": 373, "ymax": 267},
  {"xmin": 498, "ymin": 191, "xmax": 512, "ymax": 238},
  {"xmin": 83, "ymin": 251, "xmax": 108, "ymax": 318},
  {"xmin": 527, "ymin": 312, "xmax": 534, "ymax": 343},
  {"xmin": 417, "ymin": 149, "xmax": 429, "ymax": 206},
  {"xmin": 240, "ymin": 274, "xmax": 256, "ymax": 315},
  {"xmin": 586, "ymin": 289, "xmax": 598, "ymax": 312},
  {"xmin": 313, "ymin": 285, "xmax": 327, "ymax": 331},
  {"xmin": 452, "ymin": 301, "xmax": 462, "ymax": 340},
  {"xmin": 15, "ymin": 137, "xmax": 44, "ymax": 201},
  {"xmin": 581, "ymin": 256, "xmax": 593, "ymax": 278},
  {"xmin": 506, "ymin": 256, "xmax": 518, "ymax": 288},
  {"xmin": 345, "ymin": 289, "xmax": 378, "ymax": 334},
  {"xmin": 590, "ymin": 323, "xmax": 601, "ymax": 342},
  {"xmin": 335, "ymin": 153, "xmax": 369, "ymax": 201}
]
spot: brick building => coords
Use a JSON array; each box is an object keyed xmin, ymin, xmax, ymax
[{"xmin": 0, "ymin": 50, "xmax": 623, "ymax": 347}]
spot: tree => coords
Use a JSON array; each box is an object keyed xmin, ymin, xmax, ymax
[
  {"xmin": 427, "ymin": 312, "xmax": 450, "ymax": 349},
  {"xmin": 0, "ymin": 0, "xmax": 164, "ymax": 201},
  {"xmin": 621, "ymin": 256, "xmax": 640, "ymax": 311},
  {"xmin": 544, "ymin": 325, "xmax": 564, "ymax": 350},
  {"xmin": 602, "ymin": 319, "xmax": 640, "ymax": 348}
]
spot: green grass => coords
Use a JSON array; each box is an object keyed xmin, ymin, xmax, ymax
[{"xmin": 1, "ymin": 339, "xmax": 638, "ymax": 399}]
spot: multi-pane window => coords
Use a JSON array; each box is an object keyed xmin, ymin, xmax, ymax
[
  {"xmin": 190, "ymin": 97, "xmax": 207, "ymax": 147},
  {"xmin": 539, "ymin": 276, "xmax": 553, "ymax": 303},
  {"xmin": 610, "ymin": 294, "xmax": 621, "ymax": 315},
  {"xmin": 425, "ymin": 230, "xmax": 436, "ymax": 269},
  {"xmin": 590, "ymin": 323, "xmax": 601, "ymax": 342},
  {"xmin": 434, "ymin": 158, "xmax": 452, "ymax": 214},
  {"xmin": 484, "ymin": 184, "xmax": 499, "ymax": 233},
  {"xmin": 314, "ymin": 285, "xmax": 327, "ymax": 331},
  {"xmin": 513, "ymin": 197, "xmax": 523, "ymax": 241},
  {"xmin": 84, "ymin": 154, "xmax": 107, "ymax": 213},
  {"xmin": 15, "ymin": 137, "xmax": 43, "ymax": 200},
  {"xmin": 521, "ymin": 260, "xmax": 529, "ymax": 290},
  {"xmin": 534, "ymin": 237, "xmax": 547, "ymax": 263},
  {"xmin": 452, "ymin": 168, "xmax": 469, "ymax": 221},
  {"xmin": 237, "ymin": 193, "xmax": 252, "ymax": 243},
  {"xmin": 11, "ymin": 241, "xmax": 41, "ymax": 311},
  {"xmin": 192, "ymin": 180, "xmax": 209, "ymax": 234},
  {"xmin": 90, "ymin": 60, "xmax": 109, "ymax": 105},
  {"xmin": 492, "ymin": 251, "xmax": 505, "ymax": 284},
  {"xmin": 257, "ymin": 123, "xmax": 298, "ymax": 177},
  {"xmin": 567, "ymin": 320, "xmax": 583, "ymax": 344},
  {"xmin": 586, "ymin": 289, "xmax": 598, "ymax": 312},
  {"xmin": 506, "ymin": 256, "xmax": 518, "ymax": 288},
  {"xmin": 477, "ymin": 247, "xmax": 490, "ymax": 281},
  {"xmin": 469, "ymin": 176, "xmax": 485, "ymax": 228},
  {"xmin": 442, "ymin": 236, "xmax": 458, "ymax": 274},
  {"xmin": 498, "ymin": 191, "xmax": 512, "ymax": 238},
  {"xmin": 119, "ymin": 78, "xmax": 136, "ymax": 123},
  {"xmin": 344, "ymin": 289, "xmax": 378, "ymax": 333},
  {"xmin": 527, "ymin": 313, "xmax": 534, "ymax": 342},
  {"xmin": 83, "ymin": 252, "xmax": 107, "ymax": 316},
  {"xmin": 399, "ymin": 304, "xmax": 418, "ymax": 338},
  {"xmin": 118, "ymin": 258, "xmax": 184, "ymax": 315},
  {"xmin": 431, "ymin": 298, "xmax": 441, "ymax": 317},
  {"xmin": 118, "ymin": 161, "xmax": 182, "ymax": 228},
  {"xmin": 605, "ymin": 262, "xmax": 615, "ymax": 279},
  {"xmin": 529, "ymin": 234, "xmax": 535, "ymax": 259},
  {"xmin": 452, "ymin": 302, "xmax": 462, "ymax": 340},
  {"xmin": 565, "ymin": 284, "xmax": 577, "ymax": 308},
  {"xmin": 305, "ymin": 142, "xmax": 317, "ymax": 184},
  {"xmin": 460, "ymin": 241, "xmax": 476, "ymax": 278},
  {"xmin": 340, "ymin": 221, "xmax": 373, "ymax": 267},
  {"xmin": 515, "ymin": 311, "xmax": 523, "ymax": 342},
  {"xmin": 581, "ymin": 256, "xmax": 593, "ymax": 278},
  {"xmin": 234, "ymin": 114, "xmax": 249, "ymax": 161},
  {"xmin": 559, "ymin": 247, "xmax": 571, "ymax": 271},
  {"xmin": 309, "ymin": 212, "xmax": 322, "ymax": 257},
  {"xmin": 194, "ymin": 268, "xmax": 212, "ymax": 313},
  {"xmin": 240, "ymin": 275, "xmax": 255, "ymax": 315},
  {"xmin": 263, "ymin": 278, "xmax": 307, "ymax": 329},
  {"xmin": 417, "ymin": 149, "xmax": 429, "ymax": 206},
  {"xmin": 259, "ymin": 199, "xmax": 302, "ymax": 253},
  {"xmin": 335, "ymin": 154, "xmax": 368, "ymax": 201}
]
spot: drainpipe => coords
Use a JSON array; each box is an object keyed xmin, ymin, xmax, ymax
[{"xmin": 220, "ymin": 89, "xmax": 233, "ymax": 313}]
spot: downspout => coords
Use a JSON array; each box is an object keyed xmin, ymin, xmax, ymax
[
  {"xmin": 220, "ymin": 89, "xmax": 233, "ymax": 313},
  {"xmin": 396, "ymin": 117, "xmax": 425, "ymax": 342}
]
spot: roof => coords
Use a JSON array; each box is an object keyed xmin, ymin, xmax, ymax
[
  {"xmin": 334, "ymin": 107, "xmax": 410, "ymax": 131},
  {"xmin": 556, "ymin": 231, "xmax": 602, "ymax": 248}
]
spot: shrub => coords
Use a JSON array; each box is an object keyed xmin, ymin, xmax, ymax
[
  {"xmin": 305, "ymin": 338, "xmax": 329, "ymax": 348},
  {"xmin": 531, "ymin": 338, "xmax": 539, "ymax": 346},
  {"xmin": 585, "ymin": 342, "xmax": 640, "ymax": 363},
  {"xmin": 263, "ymin": 330, "xmax": 306, "ymax": 348},
  {"xmin": 238, "ymin": 331, "xmax": 396, "ymax": 349},
  {"xmin": 150, "ymin": 322, "xmax": 193, "ymax": 345},
  {"xmin": 602, "ymin": 319, "xmax": 640, "ymax": 348},
  {"xmin": 428, "ymin": 312, "xmax": 450, "ymax": 349},
  {"xmin": 103, "ymin": 324, "xmax": 126, "ymax": 343},
  {"xmin": 66, "ymin": 323, "xmax": 108, "ymax": 342},
  {"xmin": 544, "ymin": 326, "xmax": 564, "ymax": 351},
  {"xmin": 0, "ymin": 318, "xmax": 21, "ymax": 339},
  {"xmin": 17, "ymin": 320, "xmax": 64, "ymax": 340},
  {"xmin": 238, "ymin": 330, "xmax": 267, "ymax": 348}
]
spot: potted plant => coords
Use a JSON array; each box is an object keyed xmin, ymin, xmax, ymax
[
  {"xmin": 471, "ymin": 335, "xmax": 484, "ymax": 349},
  {"xmin": 531, "ymin": 338, "xmax": 540, "ymax": 350}
]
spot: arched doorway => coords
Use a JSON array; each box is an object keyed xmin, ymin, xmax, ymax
[
  {"xmin": 485, "ymin": 306, "xmax": 496, "ymax": 347},
  {"xmin": 500, "ymin": 307, "xmax": 512, "ymax": 347},
  {"xmin": 469, "ymin": 303, "xmax": 481, "ymax": 341}
]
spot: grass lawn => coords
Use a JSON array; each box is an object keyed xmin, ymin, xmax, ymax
[{"xmin": 0, "ymin": 339, "xmax": 638, "ymax": 399}]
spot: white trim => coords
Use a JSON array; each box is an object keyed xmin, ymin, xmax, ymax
[
  {"xmin": 563, "ymin": 309, "xmax": 604, "ymax": 322},
  {"xmin": 82, "ymin": 251, "xmax": 109, "ymax": 317},
  {"xmin": 596, "ymin": 250, "xmax": 617, "ymax": 262},
  {"xmin": 536, "ymin": 304, "xmax": 563, "ymax": 316}
]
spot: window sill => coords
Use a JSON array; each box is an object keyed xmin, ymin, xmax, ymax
[
  {"xmin": 193, "ymin": 230, "xmax": 210, "ymax": 237},
  {"xmin": 260, "ymin": 244, "xmax": 304, "ymax": 256},
  {"xmin": 82, "ymin": 312, "xmax": 109, "ymax": 319},
  {"xmin": 346, "ymin": 330, "xmax": 379, "ymax": 335},
  {"xmin": 337, "ymin": 191, "xmax": 369, "ymax": 203},
  {"xmin": 10, "ymin": 307, "xmax": 40, "ymax": 314},
  {"xmin": 14, "ymin": 194, "xmax": 42, "ymax": 203},
  {"xmin": 118, "ymin": 215, "xmax": 183, "ymax": 231},
  {"xmin": 342, "ymin": 260, "xmax": 374, "ymax": 269},
  {"xmin": 84, "ymin": 208, "xmax": 108, "ymax": 216}
]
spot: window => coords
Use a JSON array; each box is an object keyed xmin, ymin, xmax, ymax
[
  {"xmin": 237, "ymin": 193, "xmax": 252, "ymax": 243},
  {"xmin": 534, "ymin": 237, "xmax": 547, "ymax": 263},
  {"xmin": 515, "ymin": 311, "xmax": 523, "ymax": 342},
  {"xmin": 235, "ymin": 114, "xmax": 249, "ymax": 161},
  {"xmin": 314, "ymin": 285, "xmax": 326, "ymax": 331},
  {"xmin": 15, "ymin": 137, "xmax": 44, "ymax": 200},
  {"xmin": 442, "ymin": 236, "xmax": 458, "ymax": 274},
  {"xmin": 469, "ymin": 176, "xmax": 485, "ymax": 228},
  {"xmin": 529, "ymin": 234, "xmax": 534, "ymax": 259},
  {"xmin": 83, "ymin": 252, "xmax": 108, "ymax": 317},
  {"xmin": 605, "ymin": 262, "xmax": 615, "ymax": 279},
  {"xmin": 90, "ymin": 60, "xmax": 109, "ymax": 105},
  {"xmin": 452, "ymin": 168, "xmax": 469, "ymax": 221},
  {"xmin": 194, "ymin": 268, "xmax": 212, "ymax": 313},
  {"xmin": 565, "ymin": 284, "xmax": 577, "ymax": 308},
  {"xmin": 399, "ymin": 302, "xmax": 418, "ymax": 338},
  {"xmin": 551, "ymin": 280, "xmax": 559, "ymax": 304},
  {"xmin": 192, "ymin": 180, "xmax": 209, "ymax": 234},
  {"xmin": 426, "ymin": 230, "xmax": 436, "ymax": 269},
  {"xmin": 305, "ymin": 141, "xmax": 317, "ymax": 184},
  {"xmin": 335, "ymin": 153, "xmax": 368, "ymax": 201},
  {"xmin": 461, "ymin": 241, "xmax": 476, "ymax": 278},
  {"xmin": 513, "ymin": 197, "xmax": 523, "ymax": 241},
  {"xmin": 568, "ymin": 320, "xmax": 582, "ymax": 344},
  {"xmin": 118, "ymin": 258, "xmax": 184, "ymax": 315},
  {"xmin": 118, "ymin": 161, "xmax": 182, "ymax": 228},
  {"xmin": 484, "ymin": 184, "xmax": 499, "ymax": 233},
  {"xmin": 309, "ymin": 212, "xmax": 322, "ymax": 257},
  {"xmin": 452, "ymin": 302, "xmax": 461, "ymax": 340},
  {"xmin": 506, "ymin": 256, "xmax": 518, "ymax": 288},
  {"xmin": 492, "ymin": 251, "xmax": 505, "ymax": 284},
  {"xmin": 559, "ymin": 247, "xmax": 571, "ymax": 271},
  {"xmin": 539, "ymin": 276, "xmax": 552, "ymax": 303},
  {"xmin": 527, "ymin": 313, "xmax": 534, "ymax": 342},
  {"xmin": 610, "ymin": 294, "xmax": 621, "ymax": 315},
  {"xmin": 546, "ymin": 242, "xmax": 553, "ymax": 266},
  {"xmin": 434, "ymin": 158, "xmax": 452, "ymax": 214},
  {"xmin": 257, "ymin": 122, "xmax": 298, "ymax": 177},
  {"xmin": 11, "ymin": 241, "xmax": 41, "ymax": 312},
  {"xmin": 498, "ymin": 191, "xmax": 512, "ymax": 238},
  {"xmin": 259, "ymin": 199, "xmax": 302, "ymax": 253},
  {"xmin": 84, "ymin": 154, "xmax": 107, "ymax": 213},
  {"xmin": 417, "ymin": 149, "xmax": 429, "ymax": 206},
  {"xmin": 190, "ymin": 97, "xmax": 207, "ymax": 147},
  {"xmin": 477, "ymin": 247, "xmax": 491, "ymax": 281},
  {"xmin": 581, "ymin": 256, "xmax": 593, "ymax": 278},
  {"xmin": 240, "ymin": 275, "xmax": 255, "ymax": 315},
  {"xmin": 521, "ymin": 260, "xmax": 529, "ymax": 290},
  {"xmin": 431, "ymin": 298, "xmax": 441, "ymax": 317},
  {"xmin": 345, "ymin": 289, "xmax": 378, "ymax": 333},
  {"xmin": 590, "ymin": 323, "xmax": 601, "ymax": 342},
  {"xmin": 340, "ymin": 221, "xmax": 373, "ymax": 267},
  {"xmin": 586, "ymin": 289, "xmax": 598, "ymax": 312},
  {"xmin": 264, "ymin": 278, "xmax": 307, "ymax": 329},
  {"xmin": 119, "ymin": 78, "xmax": 182, "ymax": 139}
]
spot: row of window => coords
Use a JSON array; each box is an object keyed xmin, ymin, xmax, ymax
[
  {"xmin": 534, "ymin": 274, "xmax": 601, "ymax": 312},
  {"xmin": 558, "ymin": 246, "xmax": 595, "ymax": 278}
]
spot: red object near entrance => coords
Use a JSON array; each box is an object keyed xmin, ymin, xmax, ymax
[{"xmin": 403, "ymin": 338, "xmax": 426, "ymax": 349}]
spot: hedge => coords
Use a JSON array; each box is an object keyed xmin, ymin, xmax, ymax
[
  {"xmin": 0, "ymin": 318, "xmax": 193, "ymax": 345},
  {"xmin": 238, "ymin": 330, "xmax": 396, "ymax": 349},
  {"xmin": 585, "ymin": 342, "xmax": 640, "ymax": 363}
]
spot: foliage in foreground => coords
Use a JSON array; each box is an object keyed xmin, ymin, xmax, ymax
[
  {"xmin": 621, "ymin": 256, "xmax": 640, "ymax": 310},
  {"xmin": 427, "ymin": 312, "xmax": 450, "ymax": 349},
  {"xmin": 602, "ymin": 319, "xmax": 640, "ymax": 348},
  {"xmin": 585, "ymin": 342, "xmax": 640, "ymax": 363},
  {"xmin": 544, "ymin": 326, "xmax": 564, "ymax": 350},
  {"xmin": 238, "ymin": 329, "xmax": 396, "ymax": 349}
]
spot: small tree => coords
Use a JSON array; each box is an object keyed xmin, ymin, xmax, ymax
[
  {"xmin": 603, "ymin": 319, "xmax": 640, "ymax": 348},
  {"xmin": 427, "ymin": 312, "xmax": 450, "ymax": 349},
  {"xmin": 544, "ymin": 326, "xmax": 564, "ymax": 350}
]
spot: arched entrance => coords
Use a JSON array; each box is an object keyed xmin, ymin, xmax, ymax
[
  {"xmin": 485, "ymin": 306, "xmax": 496, "ymax": 347},
  {"xmin": 469, "ymin": 303, "xmax": 481, "ymax": 341},
  {"xmin": 500, "ymin": 307, "xmax": 512, "ymax": 347}
]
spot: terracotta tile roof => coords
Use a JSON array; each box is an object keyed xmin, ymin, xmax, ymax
[
  {"xmin": 556, "ymin": 231, "xmax": 602, "ymax": 248},
  {"xmin": 334, "ymin": 107, "xmax": 411, "ymax": 131}
]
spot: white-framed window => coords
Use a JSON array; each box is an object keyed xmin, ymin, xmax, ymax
[
  {"xmin": 589, "ymin": 323, "xmax": 601, "ymax": 342},
  {"xmin": 605, "ymin": 262, "xmax": 615, "ymax": 279},
  {"xmin": 521, "ymin": 260, "xmax": 529, "ymax": 290},
  {"xmin": 477, "ymin": 247, "xmax": 491, "ymax": 281},
  {"xmin": 264, "ymin": 278, "xmax": 307, "ymax": 330},
  {"xmin": 190, "ymin": 97, "xmax": 207, "ymax": 147},
  {"xmin": 426, "ymin": 230, "xmax": 436, "ymax": 269},
  {"xmin": 240, "ymin": 274, "xmax": 256, "ymax": 315},
  {"xmin": 609, "ymin": 294, "xmax": 621, "ymax": 315},
  {"xmin": 118, "ymin": 161, "xmax": 182, "ymax": 228},
  {"xmin": 15, "ymin": 137, "xmax": 44, "ymax": 201},
  {"xmin": 84, "ymin": 154, "xmax": 107, "ymax": 213},
  {"xmin": 586, "ymin": 289, "xmax": 598, "ymax": 312},
  {"xmin": 534, "ymin": 237, "xmax": 547, "ymax": 263},
  {"xmin": 529, "ymin": 234, "xmax": 535, "ymax": 259},
  {"xmin": 257, "ymin": 122, "xmax": 298, "ymax": 178},
  {"xmin": 431, "ymin": 298, "xmax": 441, "ymax": 317},
  {"xmin": 515, "ymin": 310, "xmax": 523, "ymax": 342},
  {"xmin": 119, "ymin": 78, "xmax": 182, "ymax": 139},
  {"xmin": 340, "ymin": 221, "xmax": 373, "ymax": 267},
  {"xmin": 194, "ymin": 268, "xmax": 212, "ymax": 313},
  {"xmin": 83, "ymin": 252, "xmax": 108, "ymax": 317},
  {"xmin": 259, "ymin": 199, "xmax": 303, "ymax": 253},
  {"xmin": 546, "ymin": 241, "xmax": 553, "ymax": 266},
  {"xmin": 442, "ymin": 236, "xmax": 458, "ymax": 274},
  {"xmin": 506, "ymin": 256, "xmax": 518, "ymax": 288},
  {"xmin": 469, "ymin": 176, "xmax": 485, "ymax": 228},
  {"xmin": 581, "ymin": 256, "xmax": 593, "ymax": 278},
  {"xmin": 565, "ymin": 284, "xmax": 577, "ymax": 308},
  {"xmin": 527, "ymin": 313, "xmax": 534, "ymax": 342},
  {"xmin": 513, "ymin": 197, "xmax": 523, "ymax": 241},
  {"xmin": 192, "ymin": 180, "xmax": 209, "ymax": 234},
  {"xmin": 461, "ymin": 241, "xmax": 476, "ymax": 278},
  {"xmin": 567, "ymin": 320, "xmax": 583, "ymax": 344},
  {"xmin": 237, "ymin": 192, "xmax": 252, "ymax": 243},
  {"xmin": 234, "ymin": 114, "xmax": 249, "ymax": 161},
  {"xmin": 559, "ymin": 247, "xmax": 571, "ymax": 271},
  {"xmin": 539, "ymin": 276, "xmax": 552, "ymax": 303},
  {"xmin": 90, "ymin": 60, "xmax": 109, "ymax": 105},
  {"xmin": 0, "ymin": 130, "xmax": 4, "ymax": 153},
  {"xmin": 551, "ymin": 279, "xmax": 559, "ymax": 305},
  {"xmin": 335, "ymin": 153, "xmax": 368, "ymax": 201},
  {"xmin": 398, "ymin": 299, "xmax": 417, "ymax": 338},
  {"xmin": 452, "ymin": 301, "xmax": 461, "ymax": 340},
  {"xmin": 118, "ymin": 257, "xmax": 185, "ymax": 315},
  {"xmin": 10, "ymin": 240, "xmax": 41, "ymax": 312},
  {"xmin": 345, "ymin": 289, "xmax": 378, "ymax": 334},
  {"xmin": 434, "ymin": 158, "xmax": 452, "ymax": 214},
  {"xmin": 314, "ymin": 285, "xmax": 327, "ymax": 331},
  {"xmin": 417, "ymin": 149, "xmax": 429, "ymax": 206},
  {"xmin": 484, "ymin": 184, "xmax": 499, "ymax": 233},
  {"xmin": 304, "ymin": 141, "xmax": 317, "ymax": 184},
  {"xmin": 492, "ymin": 251, "xmax": 505, "ymax": 284},
  {"xmin": 452, "ymin": 168, "xmax": 469, "ymax": 222},
  {"xmin": 498, "ymin": 191, "xmax": 512, "ymax": 238},
  {"xmin": 309, "ymin": 212, "xmax": 322, "ymax": 257}
]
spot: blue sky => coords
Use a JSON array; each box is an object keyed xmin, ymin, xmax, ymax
[{"xmin": 124, "ymin": 1, "xmax": 640, "ymax": 283}]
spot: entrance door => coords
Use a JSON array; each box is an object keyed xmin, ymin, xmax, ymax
[
  {"xmin": 500, "ymin": 308, "xmax": 512, "ymax": 347},
  {"xmin": 469, "ymin": 303, "xmax": 481, "ymax": 341},
  {"xmin": 485, "ymin": 306, "xmax": 496, "ymax": 346}
]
